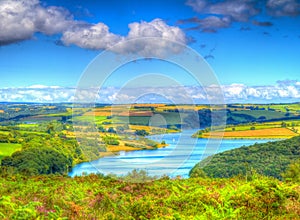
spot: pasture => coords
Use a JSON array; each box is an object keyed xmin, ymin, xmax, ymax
[{"xmin": 0, "ymin": 143, "xmax": 21, "ymax": 160}]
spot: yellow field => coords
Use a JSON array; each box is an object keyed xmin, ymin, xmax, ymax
[
  {"xmin": 84, "ymin": 111, "xmax": 112, "ymax": 116},
  {"xmin": 156, "ymin": 105, "xmax": 208, "ymax": 112},
  {"xmin": 131, "ymin": 104, "xmax": 166, "ymax": 108},
  {"xmin": 106, "ymin": 145, "xmax": 142, "ymax": 152},
  {"xmin": 202, "ymin": 127, "xmax": 298, "ymax": 139},
  {"xmin": 0, "ymin": 110, "xmax": 4, "ymax": 113}
]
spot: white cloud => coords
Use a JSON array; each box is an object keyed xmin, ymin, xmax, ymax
[
  {"xmin": 0, "ymin": 0, "xmax": 73, "ymax": 45},
  {"xmin": 198, "ymin": 16, "xmax": 231, "ymax": 30},
  {"xmin": 61, "ymin": 22, "xmax": 123, "ymax": 50},
  {"xmin": 208, "ymin": 0, "xmax": 260, "ymax": 22},
  {"xmin": 1, "ymin": 81, "xmax": 300, "ymax": 103},
  {"xmin": 185, "ymin": 0, "xmax": 260, "ymax": 24},
  {"xmin": 267, "ymin": 0, "xmax": 300, "ymax": 17},
  {"xmin": 186, "ymin": 0, "xmax": 207, "ymax": 12},
  {"xmin": 0, "ymin": 1, "xmax": 187, "ymax": 57},
  {"xmin": 63, "ymin": 18, "xmax": 187, "ymax": 57}
]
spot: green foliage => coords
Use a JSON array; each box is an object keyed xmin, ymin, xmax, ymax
[
  {"xmin": 0, "ymin": 174, "xmax": 299, "ymax": 219},
  {"xmin": 135, "ymin": 129, "xmax": 149, "ymax": 136},
  {"xmin": 1, "ymin": 147, "xmax": 72, "ymax": 175},
  {"xmin": 107, "ymin": 127, "xmax": 116, "ymax": 133},
  {"xmin": 282, "ymin": 159, "xmax": 300, "ymax": 183},
  {"xmin": 121, "ymin": 169, "xmax": 157, "ymax": 183},
  {"xmin": 103, "ymin": 135, "xmax": 119, "ymax": 145},
  {"xmin": 190, "ymin": 136, "xmax": 300, "ymax": 179}
]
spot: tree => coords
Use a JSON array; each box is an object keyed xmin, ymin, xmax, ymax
[
  {"xmin": 281, "ymin": 122, "xmax": 287, "ymax": 127},
  {"xmin": 1, "ymin": 147, "xmax": 72, "ymax": 175},
  {"xmin": 282, "ymin": 159, "xmax": 300, "ymax": 183},
  {"xmin": 97, "ymin": 125, "xmax": 105, "ymax": 132},
  {"xmin": 103, "ymin": 136, "xmax": 119, "ymax": 145},
  {"xmin": 107, "ymin": 127, "xmax": 116, "ymax": 133},
  {"xmin": 135, "ymin": 129, "xmax": 149, "ymax": 136}
]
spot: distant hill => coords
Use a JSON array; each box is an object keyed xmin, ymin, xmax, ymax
[{"xmin": 190, "ymin": 136, "xmax": 300, "ymax": 179}]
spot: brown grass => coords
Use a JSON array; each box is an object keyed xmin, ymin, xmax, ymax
[
  {"xmin": 84, "ymin": 111, "xmax": 112, "ymax": 116},
  {"xmin": 106, "ymin": 145, "xmax": 143, "ymax": 152},
  {"xmin": 203, "ymin": 128, "xmax": 298, "ymax": 138},
  {"xmin": 118, "ymin": 111, "xmax": 154, "ymax": 117},
  {"xmin": 131, "ymin": 104, "xmax": 166, "ymax": 107}
]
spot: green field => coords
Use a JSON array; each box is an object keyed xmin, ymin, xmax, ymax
[
  {"xmin": 225, "ymin": 120, "xmax": 300, "ymax": 131},
  {"xmin": 72, "ymin": 115, "xmax": 108, "ymax": 123},
  {"xmin": 115, "ymin": 112, "xmax": 183, "ymax": 126},
  {"xmin": 0, "ymin": 143, "xmax": 21, "ymax": 160},
  {"xmin": 17, "ymin": 123, "xmax": 38, "ymax": 128},
  {"xmin": 232, "ymin": 110, "xmax": 290, "ymax": 120}
]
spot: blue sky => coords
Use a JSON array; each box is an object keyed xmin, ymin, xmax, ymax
[{"xmin": 0, "ymin": 0, "xmax": 300, "ymax": 103}]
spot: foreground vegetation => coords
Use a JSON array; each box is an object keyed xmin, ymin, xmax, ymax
[{"xmin": 0, "ymin": 171, "xmax": 300, "ymax": 219}]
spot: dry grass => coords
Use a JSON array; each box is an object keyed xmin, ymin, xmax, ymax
[
  {"xmin": 106, "ymin": 145, "xmax": 143, "ymax": 152},
  {"xmin": 131, "ymin": 104, "xmax": 166, "ymax": 107},
  {"xmin": 118, "ymin": 111, "xmax": 153, "ymax": 117},
  {"xmin": 202, "ymin": 128, "xmax": 298, "ymax": 139},
  {"xmin": 156, "ymin": 105, "xmax": 208, "ymax": 111},
  {"xmin": 84, "ymin": 111, "xmax": 112, "ymax": 116}
]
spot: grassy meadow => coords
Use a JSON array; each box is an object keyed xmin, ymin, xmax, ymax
[{"xmin": 0, "ymin": 143, "xmax": 21, "ymax": 161}]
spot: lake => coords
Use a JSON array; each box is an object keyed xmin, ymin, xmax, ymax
[{"xmin": 69, "ymin": 130, "xmax": 274, "ymax": 178}]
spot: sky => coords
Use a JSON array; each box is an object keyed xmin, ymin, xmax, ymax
[{"xmin": 0, "ymin": 0, "xmax": 300, "ymax": 103}]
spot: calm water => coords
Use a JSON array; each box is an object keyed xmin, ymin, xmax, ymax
[{"xmin": 69, "ymin": 130, "xmax": 273, "ymax": 178}]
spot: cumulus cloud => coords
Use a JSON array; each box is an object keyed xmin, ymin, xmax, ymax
[
  {"xmin": 185, "ymin": 0, "xmax": 260, "ymax": 20},
  {"xmin": 183, "ymin": 0, "xmax": 300, "ymax": 32},
  {"xmin": 208, "ymin": 0, "xmax": 260, "ymax": 22},
  {"xmin": 0, "ymin": 0, "xmax": 73, "ymax": 45},
  {"xmin": 61, "ymin": 22, "xmax": 122, "ymax": 50},
  {"xmin": 112, "ymin": 19, "xmax": 187, "ymax": 57},
  {"xmin": 221, "ymin": 81, "xmax": 300, "ymax": 101},
  {"xmin": 0, "ymin": 1, "xmax": 187, "ymax": 57},
  {"xmin": 182, "ymin": 0, "xmax": 260, "ymax": 32},
  {"xmin": 202, "ymin": 16, "xmax": 231, "ymax": 32},
  {"xmin": 1, "ymin": 81, "xmax": 300, "ymax": 103},
  {"xmin": 61, "ymin": 18, "xmax": 187, "ymax": 57},
  {"xmin": 0, "ymin": 85, "xmax": 75, "ymax": 103},
  {"xmin": 62, "ymin": 18, "xmax": 187, "ymax": 57},
  {"xmin": 267, "ymin": 0, "xmax": 300, "ymax": 17}
]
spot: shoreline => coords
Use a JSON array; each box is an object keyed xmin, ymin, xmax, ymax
[
  {"xmin": 99, "ymin": 143, "xmax": 168, "ymax": 157},
  {"xmin": 195, "ymin": 135, "xmax": 294, "ymax": 140}
]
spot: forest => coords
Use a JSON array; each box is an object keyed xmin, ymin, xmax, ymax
[{"xmin": 190, "ymin": 136, "xmax": 300, "ymax": 180}]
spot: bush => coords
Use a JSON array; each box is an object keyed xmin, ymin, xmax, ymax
[
  {"xmin": 135, "ymin": 129, "xmax": 149, "ymax": 136},
  {"xmin": 103, "ymin": 136, "xmax": 119, "ymax": 145}
]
